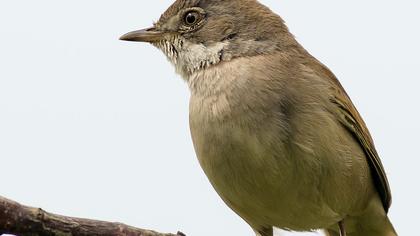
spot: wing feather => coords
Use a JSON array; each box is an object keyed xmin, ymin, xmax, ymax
[
  {"xmin": 329, "ymin": 82, "xmax": 392, "ymax": 212},
  {"xmin": 305, "ymin": 59, "xmax": 392, "ymax": 211}
]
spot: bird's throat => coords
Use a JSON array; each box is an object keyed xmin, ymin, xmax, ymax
[{"xmin": 154, "ymin": 38, "xmax": 228, "ymax": 79}]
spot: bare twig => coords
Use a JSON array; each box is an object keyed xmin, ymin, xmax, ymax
[{"xmin": 0, "ymin": 195, "xmax": 185, "ymax": 236}]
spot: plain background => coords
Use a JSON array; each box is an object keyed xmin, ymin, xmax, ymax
[{"xmin": 0, "ymin": 1, "xmax": 418, "ymax": 235}]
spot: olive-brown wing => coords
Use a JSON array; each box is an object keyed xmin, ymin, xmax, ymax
[{"xmin": 329, "ymin": 83, "xmax": 392, "ymax": 212}]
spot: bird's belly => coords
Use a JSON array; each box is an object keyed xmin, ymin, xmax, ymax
[{"xmin": 189, "ymin": 118, "xmax": 341, "ymax": 230}]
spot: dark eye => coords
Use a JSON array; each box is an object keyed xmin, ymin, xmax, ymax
[{"xmin": 184, "ymin": 11, "xmax": 199, "ymax": 25}]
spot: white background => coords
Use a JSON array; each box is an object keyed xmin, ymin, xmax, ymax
[{"xmin": 0, "ymin": 1, "xmax": 418, "ymax": 235}]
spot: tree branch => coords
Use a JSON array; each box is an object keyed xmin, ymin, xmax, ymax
[{"xmin": 0, "ymin": 196, "xmax": 185, "ymax": 236}]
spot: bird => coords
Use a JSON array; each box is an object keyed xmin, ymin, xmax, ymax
[{"xmin": 120, "ymin": 0, "xmax": 397, "ymax": 235}]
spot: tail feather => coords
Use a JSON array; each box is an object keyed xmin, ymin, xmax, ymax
[
  {"xmin": 326, "ymin": 188, "xmax": 397, "ymax": 236},
  {"xmin": 326, "ymin": 214, "xmax": 397, "ymax": 236}
]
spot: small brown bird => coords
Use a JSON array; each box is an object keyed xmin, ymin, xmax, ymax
[{"xmin": 120, "ymin": 0, "xmax": 397, "ymax": 235}]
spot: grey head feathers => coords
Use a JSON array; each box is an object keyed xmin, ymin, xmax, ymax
[{"xmin": 151, "ymin": 0, "xmax": 300, "ymax": 78}]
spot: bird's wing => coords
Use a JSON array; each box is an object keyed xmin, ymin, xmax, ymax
[{"xmin": 327, "ymin": 76, "xmax": 392, "ymax": 212}]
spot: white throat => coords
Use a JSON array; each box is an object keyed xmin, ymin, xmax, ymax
[{"xmin": 153, "ymin": 37, "xmax": 228, "ymax": 80}]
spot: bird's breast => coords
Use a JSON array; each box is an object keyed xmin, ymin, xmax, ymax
[
  {"xmin": 187, "ymin": 67, "xmax": 345, "ymax": 229},
  {"xmin": 189, "ymin": 89, "xmax": 298, "ymax": 226},
  {"xmin": 187, "ymin": 60, "xmax": 293, "ymax": 207},
  {"xmin": 189, "ymin": 93, "xmax": 343, "ymax": 229}
]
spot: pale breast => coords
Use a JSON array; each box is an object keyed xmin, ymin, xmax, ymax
[{"xmin": 185, "ymin": 56, "xmax": 371, "ymax": 230}]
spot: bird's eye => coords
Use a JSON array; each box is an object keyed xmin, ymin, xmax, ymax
[{"xmin": 184, "ymin": 11, "xmax": 199, "ymax": 25}]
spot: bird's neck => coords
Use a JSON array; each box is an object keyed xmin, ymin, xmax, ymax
[
  {"xmin": 186, "ymin": 57, "xmax": 243, "ymax": 96},
  {"xmin": 156, "ymin": 34, "xmax": 302, "ymax": 81},
  {"xmin": 186, "ymin": 56, "xmax": 251, "ymax": 121},
  {"xmin": 188, "ymin": 53, "xmax": 290, "ymax": 123}
]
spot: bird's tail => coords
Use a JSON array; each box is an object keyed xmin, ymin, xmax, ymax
[
  {"xmin": 326, "ymin": 194, "xmax": 397, "ymax": 236},
  {"xmin": 326, "ymin": 215, "xmax": 396, "ymax": 235},
  {"xmin": 326, "ymin": 214, "xmax": 396, "ymax": 236}
]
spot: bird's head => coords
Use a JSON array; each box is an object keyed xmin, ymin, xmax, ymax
[{"xmin": 120, "ymin": 0, "xmax": 296, "ymax": 78}]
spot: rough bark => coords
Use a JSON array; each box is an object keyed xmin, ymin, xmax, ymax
[{"xmin": 0, "ymin": 196, "xmax": 185, "ymax": 236}]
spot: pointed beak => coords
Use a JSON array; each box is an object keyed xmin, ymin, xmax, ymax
[{"xmin": 119, "ymin": 27, "xmax": 164, "ymax": 43}]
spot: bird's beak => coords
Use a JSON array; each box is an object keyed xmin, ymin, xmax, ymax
[{"xmin": 119, "ymin": 27, "xmax": 164, "ymax": 43}]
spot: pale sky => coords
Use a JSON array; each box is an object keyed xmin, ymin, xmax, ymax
[{"xmin": 0, "ymin": 1, "xmax": 418, "ymax": 235}]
